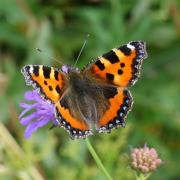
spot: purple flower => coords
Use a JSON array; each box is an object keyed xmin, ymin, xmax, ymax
[
  {"xmin": 19, "ymin": 90, "xmax": 59, "ymax": 139},
  {"xmin": 130, "ymin": 145, "xmax": 162, "ymax": 174}
]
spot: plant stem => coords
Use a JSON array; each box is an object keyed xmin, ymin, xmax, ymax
[{"xmin": 85, "ymin": 138, "xmax": 113, "ymax": 180}]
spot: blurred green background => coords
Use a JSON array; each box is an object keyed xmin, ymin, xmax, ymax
[{"xmin": 0, "ymin": 0, "xmax": 179, "ymax": 179}]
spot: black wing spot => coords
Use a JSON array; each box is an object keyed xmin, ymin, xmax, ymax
[
  {"xmin": 44, "ymin": 80, "xmax": 48, "ymax": 85},
  {"xmin": 54, "ymin": 71, "xmax": 59, "ymax": 81},
  {"xmin": 95, "ymin": 60, "xmax": 105, "ymax": 70},
  {"xmin": 130, "ymin": 41, "xmax": 144, "ymax": 49},
  {"xmin": 33, "ymin": 66, "xmax": 39, "ymax": 76},
  {"xmin": 118, "ymin": 69, "xmax": 123, "ymax": 75},
  {"xmin": 48, "ymin": 85, "xmax": 53, "ymax": 91},
  {"xmin": 118, "ymin": 45, "xmax": 131, "ymax": 56},
  {"xmin": 60, "ymin": 98, "xmax": 69, "ymax": 109},
  {"xmin": 102, "ymin": 50, "xmax": 119, "ymax": 64},
  {"xmin": 106, "ymin": 73, "xmax": 114, "ymax": 81},
  {"xmin": 120, "ymin": 63, "xmax": 125, "ymax": 68},
  {"xmin": 43, "ymin": 66, "xmax": 51, "ymax": 79},
  {"xmin": 55, "ymin": 85, "xmax": 61, "ymax": 95},
  {"xmin": 102, "ymin": 86, "xmax": 118, "ymax": 99}
]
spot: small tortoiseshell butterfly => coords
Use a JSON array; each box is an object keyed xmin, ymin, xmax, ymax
[{"xmin": 21, "ymin": 41, "xmax": 148, "ymax": 139}]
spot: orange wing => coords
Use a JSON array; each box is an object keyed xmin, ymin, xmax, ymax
[
  {"xmin": 86, "ymin": 41, "xmax": 147, "ymax": 87},
  {"xmin": 55, "ymin": 97, "xmax": 93, "ymax": 139},
  {"xmin": 21, "ymin": 65, "xmax": 64, "ymax": 103},
  {"xmin": 97, "ymin": 89, "xmax": 133, "ymax": 133}
]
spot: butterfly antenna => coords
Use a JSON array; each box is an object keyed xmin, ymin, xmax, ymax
[
  {"xmin": 73, "ymin": 34, "xmax": 90, "ymax": 67},
  {"xmin": 36, "ymin": 48, "xmax": 63, "ymax": 65}
]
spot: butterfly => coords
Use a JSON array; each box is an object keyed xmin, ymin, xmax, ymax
[{"xmin": 21, "ymin": 41, "xmax": 148, "ymax": 139}]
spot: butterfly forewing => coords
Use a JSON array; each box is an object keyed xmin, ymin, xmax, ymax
[
  {"xmin": 86, "ymin": 41, "xmax": 147, "ymax": 87},
  {"xmin": 21, "ymin": 65, "xmax": 64, "ymax": 103}
]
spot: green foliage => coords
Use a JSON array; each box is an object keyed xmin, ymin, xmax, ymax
[{"xmin": 0, "ymin": 0, "xmax": 179, "ymax": 179}]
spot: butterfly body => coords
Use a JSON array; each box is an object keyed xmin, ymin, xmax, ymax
[{"xmin": 21, "ymin": 41, "xmax": 148, "ymax": 139}]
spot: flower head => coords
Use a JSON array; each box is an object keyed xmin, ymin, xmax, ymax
[
  {"xmin": 19, "ymin": 90, "xmax": 58, "ymax": 139},
  {"xmin": 130, "ymin": 145, "xmax": 162, "ymax": 174}
]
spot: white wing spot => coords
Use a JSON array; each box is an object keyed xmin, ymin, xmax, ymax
[{"xmin": 127, "ymin": 44, "xmax": 135, "ymax": 50}]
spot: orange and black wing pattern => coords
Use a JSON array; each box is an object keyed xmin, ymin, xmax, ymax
[
  {"xmin": 55, "ymin": 96, "xmax": 92, "ymax": 139},
  {"xmin": 21, "ymin": 65, "xmax": 64, "ymax": 103},
  {"xmin": 87, "ymin": 41, "xmax": 147, "ymax": 87},
  {"xmin": 96, "ymin": 87, "xmax": 133, "ymax": 133}
]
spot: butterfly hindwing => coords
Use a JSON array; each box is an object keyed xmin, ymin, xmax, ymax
[
  {"xmin": 97, "ymin": 88, "xmax": 133, "ymax": 133},
  {"xmin": 21, "ymin": 65, "xmax": 64, "ymax": 103},
  {"xmin": 55, "ymin": 96, "xmax": 92, "ymax": 139},
  {"xmin": 86, "ymin": 41, "xmax": 147, "ymax": 87}
]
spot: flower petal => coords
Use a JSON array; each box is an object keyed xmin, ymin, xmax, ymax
[
  {"xmin": 53, "ymin": 119, "xmax": 60, "ymax": 126},
  {"xmin": 24, "ymin": 117, "xmax": 50, "ymax": 138},
  {"xmin": 19, "ymin": 90, "xmax": 57, "ymax": 138},
  {"xmin": 19, "ymin": 103, "xmax": 38, "ymax": 118},
  {"xmin": 20, "ymin": 112, "xmax": 38, "ymax": 125},
  {"xmin": 19, "ymin": 102, "xmax": 32, "ymax": 108},
  {"xmin": 24, "ymin": 90, "xmax": 41, "ymax": 101}
]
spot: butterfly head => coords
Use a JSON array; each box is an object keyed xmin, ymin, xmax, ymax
[{"xmin": 61, "ymin": 64, "xmax": 80, "ymax": 74}]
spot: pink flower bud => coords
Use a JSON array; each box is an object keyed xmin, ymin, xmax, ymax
[
  {"xmin": 131, "ymin": 162, "xmax": 138, "ymax": 168},
  {"xmin": 141, "ymin": 166, "xmax": 149, "ymax": 173},
  {"xmin": 156, "ymin": 159, "xmax": 162, "ymax": 165},
  {"xmin": 151, "ymin": 164, "xmax": 157, "ymax": 171},
  {"xmin": 130, "ymin": 145, "xmax": 162, "ymax": 174}
]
